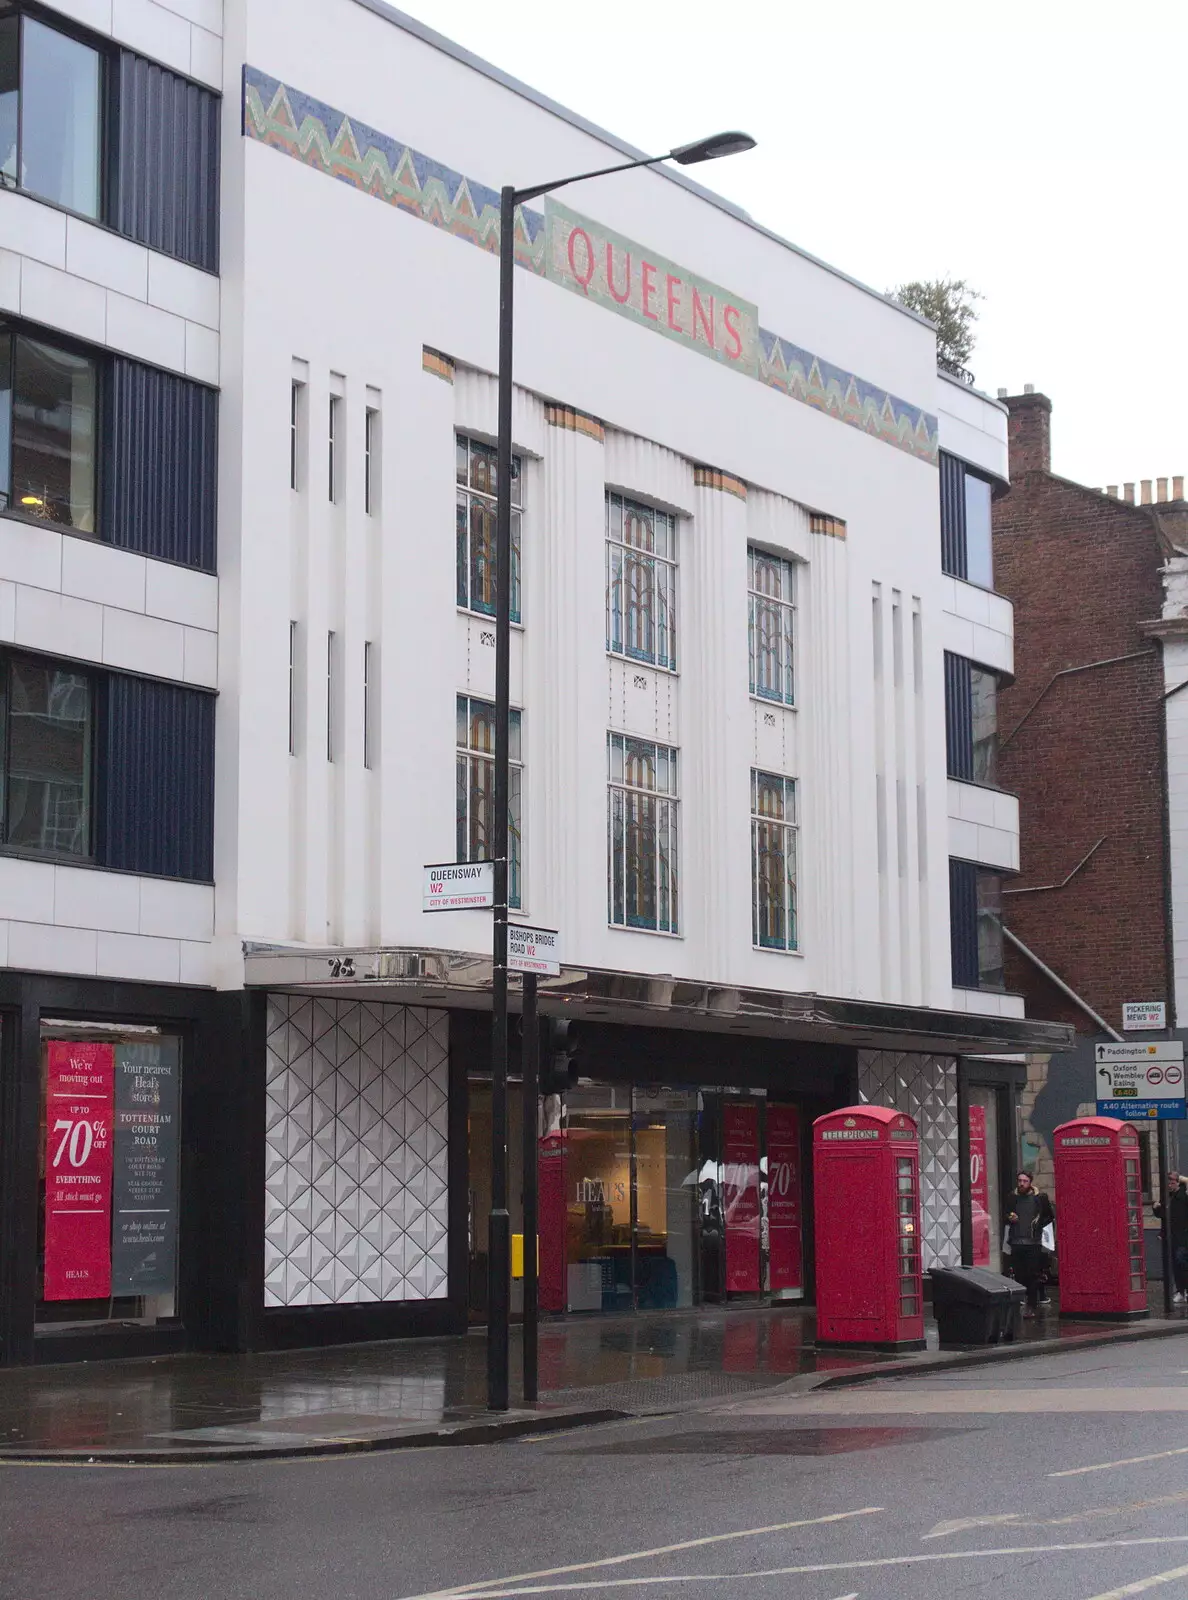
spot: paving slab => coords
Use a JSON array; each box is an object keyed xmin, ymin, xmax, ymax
[{"xmin": 2, "ymin": 1299, "xmax": 1185, "ymax": 1463}]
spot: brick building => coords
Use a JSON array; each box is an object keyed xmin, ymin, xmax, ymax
[{"xmin": 992, "ymin": 387, "xmax": 1185, "ymax": 1196}]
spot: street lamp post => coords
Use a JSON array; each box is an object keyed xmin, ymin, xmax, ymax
[{"xmin": 487, "ymin": 131, "xmax": 755, "ymax": 1411}]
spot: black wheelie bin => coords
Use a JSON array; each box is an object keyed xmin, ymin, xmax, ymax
[{"xmin": 928, "ymin": 1265, "xmax": 1025, "ymax": 1346}]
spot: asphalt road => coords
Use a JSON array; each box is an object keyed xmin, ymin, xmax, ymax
[{"xmin": 5, "ymin": 1337, "xmax": 1188, "ymax": 1600}]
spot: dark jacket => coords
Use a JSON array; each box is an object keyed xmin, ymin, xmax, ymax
[
  {"xmin": 1005, "ymin": 1188, "xmax": 1055, "ymax": 1246},
  {"xmin": 1154, "ymin": 1183, "xmax": 1188, "ymax": 1247}
]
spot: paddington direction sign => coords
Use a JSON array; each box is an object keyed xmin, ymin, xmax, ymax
[
  {"xmin": 1096, "ymin": 1040, "xmax": 1186, "ymax": 1121},
  {"xmin": 422, "ymin": 861, "xmax": 495, "ymax": 912},
  {"xmin": 507, "ymin": 924, "xmax": 561, "ymax": 977}
]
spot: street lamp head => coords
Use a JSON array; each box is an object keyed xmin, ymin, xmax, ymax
[{"xmin": 668, "ymin": 131, "xmax": 756, "ymax": 166}]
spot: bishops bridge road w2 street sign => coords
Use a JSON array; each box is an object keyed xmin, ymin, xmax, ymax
[
  {"xmin": 507, "ymin": 925, "xmax": 561, "ymax": 977},
  {"xmin": 1096, "ymin": 1040, "xmax": 1186, "ymax": 1121}
]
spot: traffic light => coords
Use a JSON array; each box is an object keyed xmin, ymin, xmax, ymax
[{"xmin": 540, "ymin": 1018, "xmax": 579, "ymax": 1095}]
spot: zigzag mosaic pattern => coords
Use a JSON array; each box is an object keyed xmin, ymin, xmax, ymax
[
  {"xmin": 264, "ymin": 996, "xmax": 450, "ymax": 1307},
  {"xmin": 243, "ymin": 67, "xmax": 938, "ymax": 464},
  {"xmin": 858, "ymin": 1050, "xmax": 961, "ymax": 1270},
  {"xmin": 759, "ymin": 334, "xmax": 939, "ymax": 461},
  {"xmin": 243, "ymin": 70, "xmax": 546, "ymax": 273}
]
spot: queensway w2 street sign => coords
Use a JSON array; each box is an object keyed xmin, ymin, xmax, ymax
[{"xmin": 422, "ymin": 861, "xmax": 495, "ymax": 912}]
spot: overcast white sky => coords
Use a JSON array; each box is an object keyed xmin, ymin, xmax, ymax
[{"xmin": 399, "ymin": 0, "xmax": 1184, "ymax": 490}]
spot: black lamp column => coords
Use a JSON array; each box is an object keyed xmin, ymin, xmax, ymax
[
  {"xmin": 485, "ymin": 131, "xmax": 755, "ymax": 1412},
  {"xmin": 487, "ymin": 182, "xmax": 517, "ymax": 1413}
]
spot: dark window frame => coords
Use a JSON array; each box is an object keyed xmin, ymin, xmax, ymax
[
  {"xmin": 0, "ymin": 3, "xmax": 110, "ymax": 225},
  {"xmin": 0, "ymin": 645, "xmax": 97, "ymax": 865},
  {"xmin": 944, "ymin": 652, "xmax": 1000, "ymax": 787},
  {"xmin": 949, "ymin": 857, "xmax": 1005, "ymax": 993},
  {"xmin": 0, "ymin": 313, "xmax": 105, "ymax": 541},
  {"xmin": 0, "ymin": 2, "xmax": 220, "ymax": 272},
  {"xmin": 939, "ymin": 450, "xmax": 998, "ymax": 590}
]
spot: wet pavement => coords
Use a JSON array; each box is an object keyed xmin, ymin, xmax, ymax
[{"xmin": 1, "ymin": 1299, "xmax": 1185, "ymax": 1458}]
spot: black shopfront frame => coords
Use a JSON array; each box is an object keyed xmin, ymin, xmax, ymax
[
  {"xmin": 455, "ymin": 1009, "xmax": 858, "ymax": 1313},
  {"xmin": 956, "ymin": 1055, "xmax": 1026, "ymax": 1269},
  {"xmin": 0, "ymin": 971, "xmax": 259, "ymax": 1366}
]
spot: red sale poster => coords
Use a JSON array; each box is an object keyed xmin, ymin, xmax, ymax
[
  {"xmin": 43, "ymin": 1041, "xmax": 114, "ymax": 1301},
  {"xmin": 767, "ymin": 1104, "xmax": 803, "ymax": 1294},
  {"xmin": 968, "ymin": 1103, "xmax": 990, "ymax": 1268},
  {"xmin": 537, "ymin": 1131, "xmax": 567, "ymax": 1313},
  {"xmin": 723, "ymin": 1101, "xmax": 761, "ymax": 1293}
]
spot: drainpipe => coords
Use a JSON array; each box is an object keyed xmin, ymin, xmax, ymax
[{"xmin": 1002, "ymin": 927, "xmax": 1123, "ymax": 1042}]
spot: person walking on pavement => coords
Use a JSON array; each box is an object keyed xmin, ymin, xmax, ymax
[
  {"xmin": 1154, "ymin": 1170, "xmax": 1188, "ymax": 1305},
  {"xmin": 1006, "ymin": 1170, "xmax": 1055, "ymax": 1318}
]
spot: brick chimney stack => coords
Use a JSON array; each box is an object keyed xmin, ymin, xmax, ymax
[{"xmin": 1005, "ymin": 386, "xmax": 1052, "ymax": 476}]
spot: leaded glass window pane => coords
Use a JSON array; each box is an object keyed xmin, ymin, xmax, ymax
[
  {"xmin": 748, "ymin": 546, "xmax": 796, "ymax": 705},
  {"xmin": 607, "ymin": 733, "xmax": 679, "ymax": 933},
  {"xmin": 606, "ymin": 493, "xmax": 678, "ymax": 670},
  {"xmin": 456, "ymin": 693, "xmax": 522, "ymax": 909},
  {"xmin": 456, "ymin": 434, "xmax": 522, "ymax": 622},
  {"xmin": 751, "ymin": 769, "xmax": 797, "ymax": 951}
]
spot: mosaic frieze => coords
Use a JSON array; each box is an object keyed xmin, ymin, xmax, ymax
[{"xmin": 244, "ymin": 67, "xmax": 939, "ymax": 464}]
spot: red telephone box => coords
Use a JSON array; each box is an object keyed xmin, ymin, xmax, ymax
[
  {"xmin": 813, "ymin": 1106, "xmax": 925, "ymax": 1350},
  {"xmin": 1053, "ymin": 1117, "xmax": 1148, "ymax": 1319}
]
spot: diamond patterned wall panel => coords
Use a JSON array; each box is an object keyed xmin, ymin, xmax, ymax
[
  {"xmin": 857, "ymin": 1050, "xmax": 960, "ymax": 1270},
  {"xmin": 264, "ymin": 996, "xmax": 450, "ymax": 1307}
]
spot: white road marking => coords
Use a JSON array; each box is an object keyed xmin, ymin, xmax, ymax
[
  {"xmin": 1082, "ymin": 1562, "xmax": 1188, "ymax": 1598},
  {"xmin": 924, "ymin": 1514, "xmax": 1026, "ymax": 1539},
  {"xmin": 431, "ymin": 1536, "xmax": 1188, "ymax": 1598},
  {"xmin": 397, "ymin": 1507, "xmax": 884, "ymax": 1600},
  {"xmin": 1051, "ymin": 1446, "xmax": 1188, "ymax": 1478},
  {"xmin": 925, "ymin": 1490, "xmax": 1188, "ymax": 1538}
]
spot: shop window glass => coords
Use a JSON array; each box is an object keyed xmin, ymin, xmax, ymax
[
  {"xmin": 36, "ymin": 1023, "xmax": 181, "ymax": 1332},
  {"xmin": 561, "ymin": 1085, "xmax": 699, "ymax": 1313},
  {"xmin": 967, "ymin": 1087, "xmax": 1002, "ymax": 1272},
  {"xmin": 1, "ymin": 322, "xmax": 98, "ymax": 532},
  {"xmin": 0, "ymin": 653, "xmax": 93, "ymax": 858},
  {"xmin": 564, "ymin": 1086, "xmax": 634, "ymax": 1312}
]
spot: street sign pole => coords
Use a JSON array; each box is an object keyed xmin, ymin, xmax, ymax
[
  {"xmin": 1158, "ymin": 1117, "xmax": 1176, "ymax": 1316},
  {"xmin": 521, "ymin": 973, "xmax": 539, "ymax": 1403}
]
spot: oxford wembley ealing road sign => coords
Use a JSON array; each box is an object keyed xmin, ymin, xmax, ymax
[{"xmin": 1096, "ymin": 1040, "xmax": 1186, "ymax": 1121}]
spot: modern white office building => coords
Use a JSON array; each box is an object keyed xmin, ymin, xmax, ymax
[{"xmin": 0, "ymin": 0, "xmax": 1067, "ymax": 1363}]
